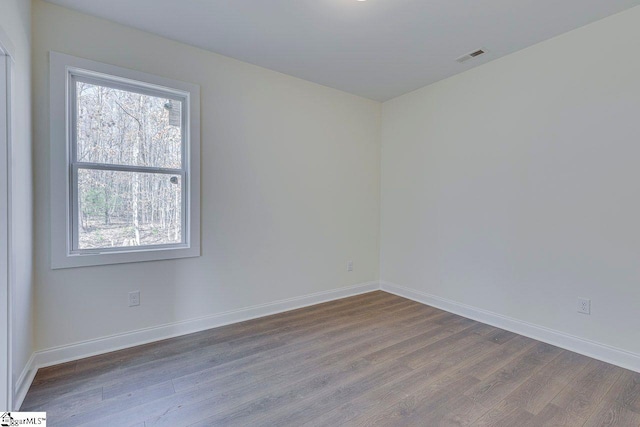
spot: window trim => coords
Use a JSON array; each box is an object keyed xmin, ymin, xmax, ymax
[{"xmin": 50, "ymin": 52, "xmax": 201, "ymax": 269}]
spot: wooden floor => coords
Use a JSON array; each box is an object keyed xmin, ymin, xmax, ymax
[{"xmin": 22, "ymin": 291, "xmax": 640, "ymax": 426}]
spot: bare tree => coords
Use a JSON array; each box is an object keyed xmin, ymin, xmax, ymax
[{"xmin": 76, "ymin": 82, "xmax": 183, "ymax": 249}]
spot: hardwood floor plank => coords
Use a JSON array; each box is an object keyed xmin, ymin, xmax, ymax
[
  {"xmin": 484, "ymin": 329, "xmax": 518, "ymax": 345},
  {"xmin": 52, "ymin": 381, "xmax": 176, "ymax": 427},
  {"xmin": 56, "ymin": 304, "xmax": 436, "ymax": 426},
  {"xmin": 152, "ymin": 361, "xmax": 411, "ymax": 427},
  {"xmin": 169, "ymin": 301, "xmax": 449, "ymax": 394},
  {"xmin": 397, "ymin": 323, "xmax": 497, "ymax": 371},
  {"xmin": 453, "ymin": 335, "xmax": 536, "ymax": 380},
  {"xmin": 72, "ymin": 291, "xmax": 399, "ymax": 376},
  {"xmin": 20, "ymin": 386, "xmax": 103, "ymax": 419},
  {"xmin": 102, "ymin": 338, "xmax": 285, "ymax": 399},
  {"xmin": 26, "ymin": 293, "xmax": 412, "ymax": 405},
  {"xmin": 30, "ymin": 360, "xmax": 78, "ymax": 387},
  {"xmin": 463, "ymin": 341, "xmax": 563, "ymax": 408},
  {"xmin": 472, "ymin": 349, "xmax": 593, "ymax": 424},
  {"xmin": 582, "ymin": 369, "xmax": 640, "ymax": 427},
  {"xmin": 303, "ymin": 326, "xmax": 509, "ymax": 426},
  {"xmin": 174, "ymin": 319, "xmax": 468, "ymax": 427},
  {"xmin": 472, "ymin": 405, "xmax": 535, "ymax": 427},
  {"xmin": 536, "ymin": 359, "xmax": 625, "ymax": 426},
  {"xmin": 610, "ymin": 370, "xmax": 640, "ymax": 411},
  {"xmin": 582, "ymin": 399, "xmax": 640, "ymax": 427},
  {"xmin": 21, "ymin": 291, "xmax": 636, "ymax": 427},
  {"xmin": 424, "ymin": 395, "xmax": 493, "ymax": 426},
  {"xmin": 363, "ymin": 314, "xmax": 478, "ymax": 365},
  {"xmin": 229, "ymin": 360, "xmax": 411, "ymax": 427},
  {"xmin": 351, "ymin": 375, "xmax": 481, "ymax": 426},
  {"xmin": 301, "ymin": 364, "xmax": 459, "ymax": 426}
]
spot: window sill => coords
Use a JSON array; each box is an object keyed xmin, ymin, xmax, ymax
[{"xmin": 51, "ymin": 244, "xmax": 200, "ymax": 269}]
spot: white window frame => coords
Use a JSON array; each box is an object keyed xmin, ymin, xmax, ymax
[{"xmin": 50, "ymin": 52, "xmax": 201, "ymax": 269}]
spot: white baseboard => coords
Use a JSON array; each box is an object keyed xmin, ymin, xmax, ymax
[
  {"xmin": 13, "ymin": 353, "xmax": 36, "ymax": 410},
  {"xmin": 15, "ymin": 281, "xmax": 379, "ymax": 408},
  {"xmin": 381, "ymin": 281, "xmax": 640, "ymax": 373},
  {"xmin": 17, "ymin": 278, "xmax": 637, "ymax": 410}
]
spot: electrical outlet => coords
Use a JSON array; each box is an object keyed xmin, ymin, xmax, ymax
[
  {"xmin": 347, "ymin": 260, "xmax": 353, "ymax": 272},
  {"xmin": 129, "ymin": 291, "xmax": 140, "ymax": 307},
  {"xmin": 577, "ymin": 297, "xmax": 590, "ymax": 315}
]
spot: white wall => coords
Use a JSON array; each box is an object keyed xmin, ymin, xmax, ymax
[
  {"xmin": 33, "ymin": 0, "xmax": 640, "ymax": 372},
  {"xmin": 33, "ymin": 0, "xmax": 380, "ymax": 351},
  {"xmin": 381, "ymin": 6, "xmax": 640, "ymax": 355},
  {"xmin": 0, "ymin": 0, "xmax": 34, "ymax": 404}
]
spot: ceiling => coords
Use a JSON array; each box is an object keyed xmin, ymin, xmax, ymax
[{"xmin": 44, "ymin": 0, "xmax": 640, "ymax": 101}]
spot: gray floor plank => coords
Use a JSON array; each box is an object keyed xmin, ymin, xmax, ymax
[{"xmin": 21, "ymin": 291, "xmax": 635, "ymax": 427}]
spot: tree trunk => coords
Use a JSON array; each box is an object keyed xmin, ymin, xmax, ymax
[
  {"xmin": 104, "ymin": 174, "xmax": 111, "ymax": 225},
  {"xmin": 174, "ymin": 188, "xmax": 179, "ymax": 241}
]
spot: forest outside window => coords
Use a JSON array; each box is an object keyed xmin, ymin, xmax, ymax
[{"xmin": 50, "ymin": 52, "xmax": 201, "ymax": 268}]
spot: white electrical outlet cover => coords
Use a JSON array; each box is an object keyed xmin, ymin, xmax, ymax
[{"xmin": 577, "ymin": 297, "xmax": 591, "ymax": 314}]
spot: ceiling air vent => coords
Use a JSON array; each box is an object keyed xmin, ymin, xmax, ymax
[{"xmin": 456, "ymin": 48, "xmax": 487, "ymax": 63}]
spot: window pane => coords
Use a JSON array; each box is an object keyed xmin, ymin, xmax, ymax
[
  {"xmin": 78, "ymin": 169, "xmax": 182, "ymax": 250},
  {"xmin": 76, "ymin": 81, "xmax": 182, "ymax": 169}
]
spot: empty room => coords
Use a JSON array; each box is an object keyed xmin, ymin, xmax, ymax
[{"xmin": 1, "ymin": 0, "xmax": 640, "ymax": 425}]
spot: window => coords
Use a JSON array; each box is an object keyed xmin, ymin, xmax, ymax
[{"xmin": 50, "ymin": 52, "xmax": 200, "ymax": 268}]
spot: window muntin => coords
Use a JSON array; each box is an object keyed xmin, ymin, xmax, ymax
[{"xmin": 69, "ymin": 72, "xmax": 189, "ymax": 253}]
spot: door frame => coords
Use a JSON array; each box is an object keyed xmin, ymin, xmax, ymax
[{"xmin": 0, "ymin": 26, "xmax": 15, "ymax": 411}]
